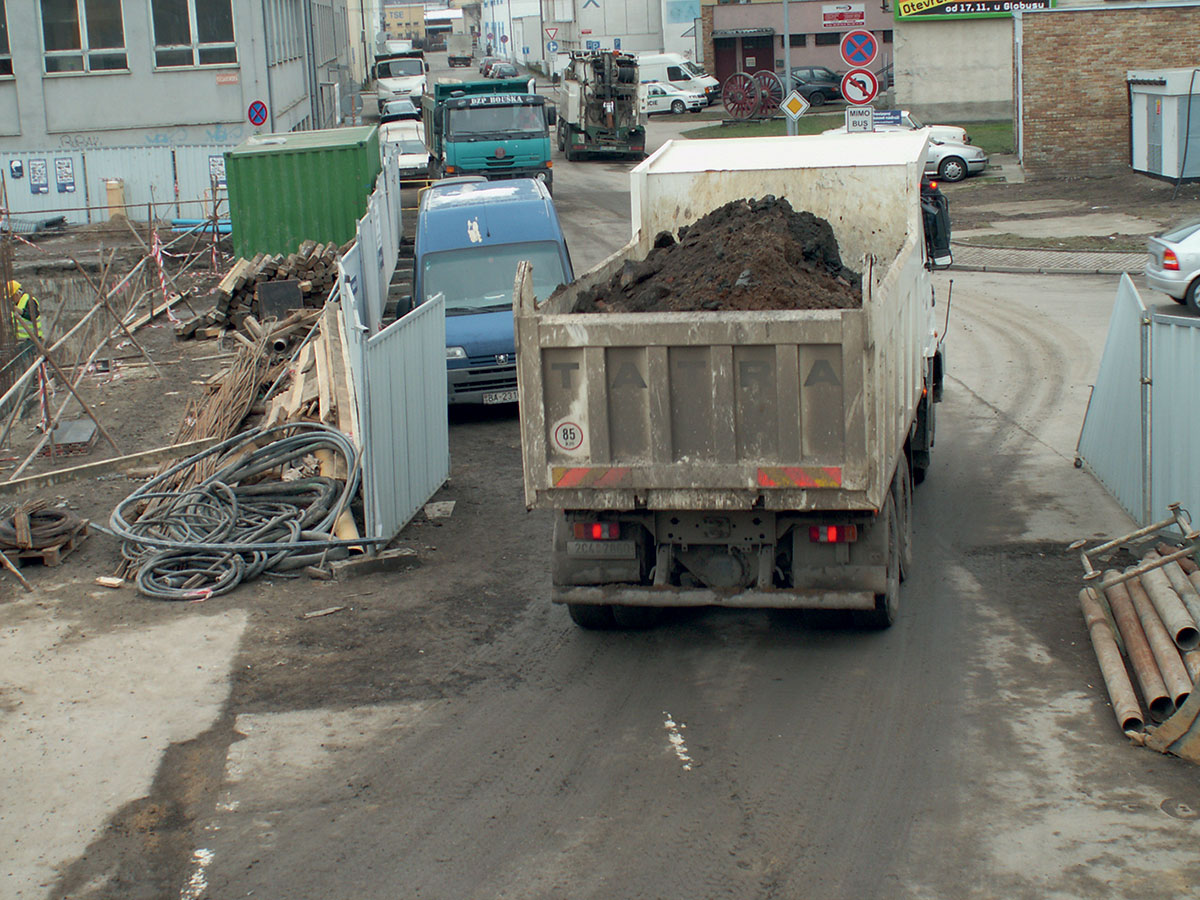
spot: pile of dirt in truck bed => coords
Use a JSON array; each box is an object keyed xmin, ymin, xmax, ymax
[{"xmin": 569, "ymin": 196, "xmax": 862, "ymax": 314}]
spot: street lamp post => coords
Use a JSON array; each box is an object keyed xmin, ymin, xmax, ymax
[{"xmin": 784, "ymin": 0, "xmax": 795, "ymax": 136}]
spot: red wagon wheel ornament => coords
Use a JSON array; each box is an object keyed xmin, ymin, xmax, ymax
[
  {"xmin": 752, "ymin": 71, "xmax": 784, "ymax": 118},
  {"xmin": 722, "ymin": 72, "xmax": 760, "ymax": 120}
]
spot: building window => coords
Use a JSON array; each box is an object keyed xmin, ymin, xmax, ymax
[
  {"xmin": 814, "ymin": 32, "xmax": 840, "ymax": 47},
  {"xmin": 151, "ymin": 0, "xmax": 237, "ymax": 68},
  {"xmin": 882, "ymin": 31, "xmax": 893, "ymax": 43},
  {"xmin": 788, "ymin": 34, "xmax": 806, "ymax": 48},
  {"xmin": 41, "ymin": 0, "xmax": 127, "ymax": 73},
  {"xmin": 0, "ymin": 2, "xmax": 11, "ymax": 77}
]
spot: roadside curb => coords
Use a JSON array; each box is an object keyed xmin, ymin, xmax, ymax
[
  {"xmin": 950, "ymin": 263, "xmax": 1140, "ymax": 276},
  {"xmin": 949, "ymin": 243, "xmax": 1145, "ymax": 276}
]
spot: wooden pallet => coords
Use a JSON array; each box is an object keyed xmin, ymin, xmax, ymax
[{"xmin": 4, "ymin": 522, "xmax": 90, "ymax": 568}]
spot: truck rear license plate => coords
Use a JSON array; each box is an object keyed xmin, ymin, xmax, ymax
[
  {"xmin": 483, "ymin": 390, "xmax": 519, "ymax": 405},
  {"xmin": 567, "ymin": 540, "xmax": 636, "ymax": 559}
]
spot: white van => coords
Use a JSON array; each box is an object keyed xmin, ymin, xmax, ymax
[{"xmin": 635, "ymin": 53, "xmax": 720, "ymax": 105}]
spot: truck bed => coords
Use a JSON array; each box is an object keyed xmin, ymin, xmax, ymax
[
  {"xmin": 516, "ymin": 235, "xmax": 927, "ymax": 513},
  {"xmin": 515, "ymin": 133, "xmax": 935, "ymax": 515}
]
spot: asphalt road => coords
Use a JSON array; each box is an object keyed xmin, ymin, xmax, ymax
[{"xmin": 6, "ymin": 61, "xmax": 1200, "ymax": 900}]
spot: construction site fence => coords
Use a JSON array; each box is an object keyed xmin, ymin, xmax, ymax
[
  {"xmin": 337, "ymin": 149, "xmax": 449, "ymax": 543},
  {"xmin": 2, "ymin": 145, "xmax": 235, "ymax": 226},
  {"xmin": 1078, "ymin": 275, "xmax": 1200, "ymax": 526}
]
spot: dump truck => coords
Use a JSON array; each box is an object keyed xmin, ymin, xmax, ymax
[
  {"xmin": 447, "ymin": 34, "xmax": 474, "ymax": 67},
  {"xmin": 422, "ymin": 79, "xmax": 555, "ymax": 191},
  {"xmin": 514, "ymin": 131, "xmax": 948, "ymax": 629},
  {"xmin": 557, "ymin": 50, "xmax": 646, "ymax": 160},
  {"xmin": 375, "ymin": 50, "xmax": 428, "ymax": 112}
]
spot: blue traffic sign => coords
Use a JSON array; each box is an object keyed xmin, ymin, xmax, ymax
[
  {"xmin": 585, "ymin": 40, "xmax": 600, "ymax": 50},
  {"xmin": 547, "ymin": 40, "xmax": 559, "ymax": 52},
  {"xmin": 840, "ymin": 29, "xmax": 878, "ymax": 68},
  {"xmin": 247, "ymin": 100, "xmax": 268, "ymax": 127},
  {"xmin": 875, "ymin": 109, "xmax": 902, "ymax": 126}
]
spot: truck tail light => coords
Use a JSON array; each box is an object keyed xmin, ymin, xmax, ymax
[
  {"xmin": 574, "ymin": 521, "xmax": 621, "ymax": 540},
  {"xmin": 1163, "ymin": 249, "xmax": 1180, "ymax": 271},
  {"xmin": 809, "ymin": 524, "xmax": 858, "ymax": 543}
]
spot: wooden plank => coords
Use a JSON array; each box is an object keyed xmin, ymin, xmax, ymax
[
  {"xmin": 216, "ymin": 258, "xmax": 251, "ymax": 296},
  {"xmin": 0, "ymin": 437, "xmax": 220, "ymax": 496},
  {"xmin": 283, "ymin": 343, "xmax": 314, "ymax": 420},
  {"xmin": 327, "ymin": 308, "xmax": 353, "ymax": 439},
  {"xmin": 313, "ymin": 324, "xmax": 333, "ymax": 424},
  {"xmin": 334, "ymin": 300, "xmax": 361, "ymax": 447}
]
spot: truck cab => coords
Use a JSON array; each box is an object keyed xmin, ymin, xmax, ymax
[
  {"xmin": 414, "ymin": 177, "xmax": 574, "ymax": 405},
  {"xmin": 375, "ymin": 51, "xmax": 428, "ymax": 113},
  {"xmin": 423, "ymin": 80, "xmax": 556, "ymax": 191}
]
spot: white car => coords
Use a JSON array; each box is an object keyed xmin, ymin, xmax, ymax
[
  {"xmin": 642, "ymin": 81, "xmax": 705, "ymax": 115},
  {"xmin": 380, "ymin": 120, "xmax": 429, "ymax": 178},
  {"xmin": 821, "ymin": 126, "xmax": 987, "ymax": 182},
  {"xmin": 824, "ymin": 110, "xmax": 970, "ymax": 145}
]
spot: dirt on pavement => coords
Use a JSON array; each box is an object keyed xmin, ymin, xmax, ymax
[
  {"xmin": 568, "ymin": 196, "xmax": 861, "ymax": 313},
  {"xmin": 945, "ymin": 167, "xmax": 1200, "ymax": 251}
]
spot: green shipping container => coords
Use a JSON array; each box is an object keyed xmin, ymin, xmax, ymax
[{"xmin": 225, "ymin": 126, "xmax": 382, "ymax": 259}]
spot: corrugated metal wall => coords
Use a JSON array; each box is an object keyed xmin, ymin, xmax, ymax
[
  {"xmin": 2, "ymin": 150, "xmax": 88, "ymax": 224},
  {"xmin": 2, "ymin": 145, "xmax": 234, "ymax": 226},
  {"xmin": 356, "ymin": 292, "xmax": 449, "ymax": 540},
  {"xmin": 1078, "ymin": 276, "xmax": 1149, "ymax": 522},
  {"xmin": 337, "ymin": 155, "xmax": 449, "ymax": 543},
  {"xmin": 1150, "ymin": 310, "xmax": 1200, "ymax": 524},
  {"xmin": 1079, "ymin": 275, "xmax": 1200, "ymax": 528}
]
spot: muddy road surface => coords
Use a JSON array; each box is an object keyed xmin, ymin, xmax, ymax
[{"xmin": 4, "ymin": 78, "xmax": 1200, "ymax": 900}]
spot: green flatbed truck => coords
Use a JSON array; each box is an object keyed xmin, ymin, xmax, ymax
[{"xmin": 421, "ymin": 79, "xmax": 556, "ymax": 192}]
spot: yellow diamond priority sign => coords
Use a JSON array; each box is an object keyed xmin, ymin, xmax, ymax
[{"xmin": 782, "ymin": 90, "xmax": 810, "ymax": 121}]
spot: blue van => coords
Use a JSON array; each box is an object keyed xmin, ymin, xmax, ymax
[{"xmin": 414, "ymin": 177, "xmax": 574, "ymax": 404}]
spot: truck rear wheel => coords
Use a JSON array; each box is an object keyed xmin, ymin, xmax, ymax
[
  {"xmin": 567, "ymin": 603, "xmax": 617, "ymax": 630},
  {"xmin": 858, "ymin": 494, "xmax": 901, "ymax": 629}
]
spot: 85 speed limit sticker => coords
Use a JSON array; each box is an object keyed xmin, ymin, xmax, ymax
[{"xmin": 553, "ymin": 420, "xmax": 585, "ymax": 452}]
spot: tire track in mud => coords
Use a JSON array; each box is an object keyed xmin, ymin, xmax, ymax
[{"xmin": 950, "ymin": 282, "xmax": 1082, "ymax": 456}]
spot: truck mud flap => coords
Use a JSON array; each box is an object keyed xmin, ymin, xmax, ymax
[{"xmin": 552, "ymin": 585, "xmax": 876, "ymax": 610}]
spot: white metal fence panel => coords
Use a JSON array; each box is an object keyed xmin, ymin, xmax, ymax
[
  {"xmin": 3, "ymin": 144, "xmax": 237, "ymax": 227},
  {"xmin": 2, "ymin": 149, "xmax": 88, "ymax": 225},
  {"xmin": 173, "ymin": 145, "xmax": 238, "ymax": 218},
  {"xmin": 358, "ymin": 294, "xmax": 449, "ymax": 540},
  {"xmin": 338, "ymin": 243, "xmax": 367, "ymax": 392},
  {"xmin": 336, "ymin": 150, "xmax": 448, "ymax": 543},
  {"xmin": 1150, "ymin": 310, "xmax": 1200, "ymax": 527},
  {"xmin": 1078, "ymin": 275, "xmax": 1149, "ymax": 522},
  {"xmin": 83, "ymin": 147, "xmax": 176, "ymax": 220}
]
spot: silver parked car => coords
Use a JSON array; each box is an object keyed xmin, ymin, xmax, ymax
[
  {"xmin": 925, "ymin": 138, "xmax": 988, "ymax": 182},
  {"xmin": 823, "ymin": 127, "xmax": 988, "ymax": 182},
  {"xmin": 1146, "ymin": 219, "xmax": 1200, "ymax": 314}
]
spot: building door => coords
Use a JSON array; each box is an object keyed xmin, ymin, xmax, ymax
[
  {"xmin": 739, "ymin": 35, "xmax": 774, "ymax": 75},
  {"xmin": 714, "ymin": 38, "xmax": 737, "ymax": 84}
]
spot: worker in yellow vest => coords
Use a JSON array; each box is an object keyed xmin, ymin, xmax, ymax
[{"xmin": 6, "ymin": 280, "xmax": 43, "ymax": 345}]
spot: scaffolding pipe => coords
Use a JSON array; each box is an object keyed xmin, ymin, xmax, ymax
[
  {"xmin": 1125, "ymin": 571, "xmax": 1193, "ymax": 709},
  {"xmin": 1102, "ymin": 571, "xmax": 1174, "ymax": 723},
  {"xmin": 1079, "ymin": 588, "xmax": 1145, "ymax": 734},
  {"xmin": 1138, "ymin": 553, "xmax": 1200, "ymax": 651}
]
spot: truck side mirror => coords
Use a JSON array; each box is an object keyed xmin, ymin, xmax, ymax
[{"xmin": 546, "ymin": 106, "xmax": 557, "ymax": 127}]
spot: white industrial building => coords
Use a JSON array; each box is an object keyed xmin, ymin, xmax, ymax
[{"xmin": 480, "ymin": 0, "xmax": 700, "ymax": 76}]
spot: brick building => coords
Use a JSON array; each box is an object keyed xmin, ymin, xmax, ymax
[{"xmin": 1016, "ymin": 4, "xmax": 1200, "ymax": 178}]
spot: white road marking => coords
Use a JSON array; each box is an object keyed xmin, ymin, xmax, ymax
[
  {"xmin": 180, "ymin": 848, "xmax": 214, "ymax": 900},
  {"xmin": 663, "ymin": 712, "xmax": 693, "ymax": 771}
]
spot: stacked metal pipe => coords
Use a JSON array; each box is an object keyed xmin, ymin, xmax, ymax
[{"xmin": 1079, "ymin": 542, "xmax": 1200, "ymax": 736}]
